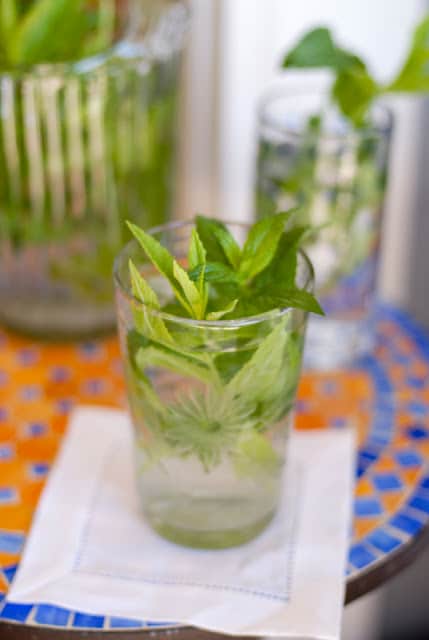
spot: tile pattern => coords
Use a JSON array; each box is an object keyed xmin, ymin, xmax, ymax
[{"xmin": 0, "ymin": 304, "xmax": 428, "ymax": 631}]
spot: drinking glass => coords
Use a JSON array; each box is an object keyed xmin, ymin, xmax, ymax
[
  {"xmin": 114, "ymin": 220, "xmax": 314, "ymax": 548},
  {"xmin": 255, "ymin": 89, "xmax": 392, "ymax": 368}
]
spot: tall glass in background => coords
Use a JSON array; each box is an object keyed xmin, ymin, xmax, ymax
[
  {"xmin": 115, "ymin": 220, "xmax": 313, "ymax": 548},
  {"xmin": 255, "ymin": 89, "xmax": 393, "ymax": 369},
  {"xmin": 0, "ymin": 0, "xmax": 188, "ymax": 339}
]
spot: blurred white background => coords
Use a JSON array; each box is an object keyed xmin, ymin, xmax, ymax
[{"xmin": 178, "ymin": 3, "xmax": 429, "ymax": 638}]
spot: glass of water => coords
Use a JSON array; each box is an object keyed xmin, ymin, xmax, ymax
[
  {"xmin": 255, "ymin": 88, "xmax": 393, "ymax": 369},
  {"xmin": 114, "ymin": 220, "xmax": 312, "ymax": 548}
]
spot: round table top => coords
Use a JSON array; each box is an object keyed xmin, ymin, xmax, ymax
[{"xmin": 0, "ymin": 303, "xmax": 429, "ymax": 637}]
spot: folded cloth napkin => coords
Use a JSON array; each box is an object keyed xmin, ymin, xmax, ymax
[{"xmin": 7, "ymin": 407, "xmax": 354, "ymax": 639}]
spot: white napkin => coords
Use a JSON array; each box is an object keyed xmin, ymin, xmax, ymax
[{"xmin": 7, "ymin": 407, "xmax": 354, "ymax": 639}]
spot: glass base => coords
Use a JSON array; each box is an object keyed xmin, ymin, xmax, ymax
[
  {"xmin": 137, "ymin": 453, "xmax": 281, "ymax": 549},
  {"xmin": 304, "ymin": 313, "xmax": 375, "ymax": 370},
  {"xmin": 148, "ymin": 505, "xmax": 275, "ymax": 549},
  {"xmin": 0, "ymin": 299, "xmax": 116, "ymax": 341}
]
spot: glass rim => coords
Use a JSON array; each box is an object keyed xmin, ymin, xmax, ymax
[
  {"xmin": 0, "ymin": 1, "xmax": 190, "ymax": 79},
  {"xmin": 0, "ymin": 48, "xmax": 134, "ymax": 79},
  {"xmin": 258, "ymin": 86, "xmax": 394, "ymax": 143},
  {"xmin": 113, "ymin": 218, "xmax": 315, "ymax": 329}
]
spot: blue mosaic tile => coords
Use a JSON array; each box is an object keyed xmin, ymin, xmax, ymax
[
  {"xmin": 18, "ymin": 348, "xmax": 38, "ymax": 366},
  {"xmin": 20, "ymin": 385, "xmax": 41, "ymax": 401},
  {"xmin": 80, "ymin": 342, "xmax": 99, "ymax": 355},
  {"xmin": 373, "ymin": 473, "xmax": 403, "ymax": 492},
  {"xmin": 50, "ymin": 367, "xmax": 70, "ymax": 383},
  {"xmin": 0, "ymin": 488, "xmax": 17, "ymax": 505},
  {"xmin": 355, "ymin": 498, "xmax": 383, "ymax": 517},
  {"xmin": 321, "ymin": 381, "xmax": 338, "ymax": 395},
  {"xmin": 359, "ymin": 448, "xmax": 380, "ymax": 464},
  {"xmin": 420, "ymin": 476, "xmax": 429, "ymax": 490},
  {"xmin": 385, "ymin": 306, "xmax": 429, "ymax": 361},
  {"xmin": 56, "ymin": 398, "xmax": 74, "ymax": 415},
  {"xmin": 0, "ymin": 445, "xmax": 14, "ymax": 461},
  {"xmin": 406, "ymin": 376, "xmax": 426, "ymax": 390},
  {"xmin": 395, "ymin": 450, "xmax": 423, "ymax": 468},
  {"xmin": 0, "ymin": 532, "xmax": 25, "ymax": 554},
  {"xmin": 0, "ymin": 602, "xmax": 33, "ymax": 623},
  {"xmin": 407, "ymin": 426, "xmax": 429, "ymax": 440},
  {"xmin": 390, "ymin": 513, "xmax": 424, "ymax": 535},
  {"xmin": 26, "ymin": 422, "xmax": 46, "ymax": 437},
  {"xmin": 331, "ymin": 417, "xmax": 347, "ymax": 428},
  {"xmin": 147, "ymin": 621, "xmax": 175, "ymax": 628},
  {"xmin": 372, "ymin": 414, "xmax": 393, "ymax": 432},
  {"xmin": 2, "ymin": 565, "xmax": 17, "ymax": 584},
  {"xmin": 370, "ymin": 433, "xmax": 391, "ymax": 446},
  {"xmin": 349, "ymin": 544, "xmax": 376, "ymax": 569},
  {"xmin": 110, "ymin": 617, "xmax": 144, "ymax": 629},
  {"xmin": 30, "ymin": 463, "xmax": 50, "ymax": 477},
  {"xmin": 393, "ymin": 353, "xmax": 412, "ymax": 365},
  {"xmin": 73, "ymin": 612, "xmax": 105, "ymax": 629},
  {"xmin": 407, "ymin": 402, "xmax": 429, "ymax": 417},
  {"xmin": 34, "ymin": 604, "xmax": 70, "ymax": 626},
  {"xmin": 409, "ymin": 495, "xmax": 429, "ymax": 515},
  {"xmin": 84, "ymin": 379, "xmax": 105, "ymax": 395},
  {"xmin": 367, "ymin": 529, "xmax": 401, "ymax": 553},
  {"xmin": 374, "ymin": 398, "xmax": 395, "ymax": 413},
  {"xmin": 356, "ymin": 464, "xmax": 366, "ymax": 478},
  {"xmin": 366, "ymin": 359, "xmax": 393, "ymax": 394}
]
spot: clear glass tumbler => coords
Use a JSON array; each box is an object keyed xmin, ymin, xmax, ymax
[
  {"xmin": 114, "ymin": 220, "xmax": 313, "ymax": 548},
  {"xmin": 255, "ymin": 89, "xmax": 393, "ymax": 368},
  {"xmin": 0, "ymin": 1, "xmax": 188, "ymax": 339}
]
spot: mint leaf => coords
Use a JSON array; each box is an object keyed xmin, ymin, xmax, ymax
[
  {"xmin": 136, "ymin": 344, "xmax": 214, "ymax": 386},
  {"xmin": 206, "ymin": 299, "xmax": 238, "ymax": 321},
  {"xmin": 188, "ymin": 227, "xmax": 208, "ymax": 310},
  {"xmin": 189, "ymin": 262, "xmax": 239, "ymax": 285},
  {"xmin": 333, "ymin": 65, "xmax": 380, "ymax": 126},
  {"xmin": 282, "ymin": 27, "xmax": 339, "ymax": 69},
  {"xmin": 127, "ymin": 221, "xmax": 194, "ymax": 316},
  {"xmin": 234, "ymin": 432, "xmax": 281, "ymax": 476},
  {"xmin": 196, "ymin": 216, "xmax": 241, "ymax": 268},
  {"xmin": 270, "ymin": 288, "xmax": 324, "ymax": 315},
  {"xmin": 129, "ymin": 259, "xmax": 161, "ymax": 310},
  {"xmin": 173, "ymin": 261, "xmax": 205, "ymax": 319},
  {"xmin": 281, "ymin": 25, "xmax": 380, "ymax": 124},
  {"xmin": 388, "ymin": 15, "xmax": 429, "ymax": 92},
  {"xmin": 253, "ymin": 226, "xmax": 310, "ymax": 293},
  {"xmin": 239, "ymin": 211, "xmax": 292, "ymax": 282},
  {"xmin": 213, "ymin": 225, "xmax": 241, "ymax": 270},
  {"xmin": 129, "ymin": 260, "xmax": 172, "ymax": 343},
  {"xmin": 227, "ymin": 320, "xmax": 293, "ymax": 425},
  {"xmin": 282, "ymin": 26, "xmax": 363, "ymax": 72},
  {"xmin": 188, "ymin": 228, "xmax": 207, "ymax": 271}
]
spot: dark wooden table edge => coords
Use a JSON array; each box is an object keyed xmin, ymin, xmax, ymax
[
  {"xmin": 345, "ymin": 518, "xmax": 429, "ymax": 603},
  {"xmin": 1, "ymin": 521, "xmax": 429, "ymax": 640}
]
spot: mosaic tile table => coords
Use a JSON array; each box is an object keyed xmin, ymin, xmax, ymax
[{"xmin": 0, "ymin": 304, "xmax": 429, "ymax": 638}]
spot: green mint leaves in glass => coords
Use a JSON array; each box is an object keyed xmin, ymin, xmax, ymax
[
  {"xmin": 256, "ymin": 15, "xmax": 429, "ymax": 368},
  {"xmin": 114, "ymin": 213, "xmax": 323, "ymax": 549},
  {"xmin": 256, "ymin": 91, "xmax": 392, "ymax": 368},
  {"xmin": 0, "ymin": 1, "xmax": 188, "ymax": 338}
]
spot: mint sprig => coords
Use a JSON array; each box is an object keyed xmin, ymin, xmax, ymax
[
  {"xmin": 125, "ymin": 214, "xmax": 317, "ymax": 472},
  {"xmin": 127, "ymin": 212, "xmax": 324, "ymax": 321},
  {"xmin": 282, "ymin": 14, "xmax": 429, "ymax": 126}
]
